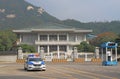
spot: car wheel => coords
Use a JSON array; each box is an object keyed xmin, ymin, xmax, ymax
[
  {"xmin": 42, "ymin": 69, "xmax": 46, "ymax": 71},
  {"xmin": 24, "ymin": 67, "xmax": 27, "ymax": 70}
]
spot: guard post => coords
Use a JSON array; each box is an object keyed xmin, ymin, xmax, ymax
[{"xmin": 101, "ymin": 42, "xmax": 118, "ymax": 66}]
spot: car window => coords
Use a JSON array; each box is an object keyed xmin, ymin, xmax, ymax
[{"xmin": 29, "ymin": 58, "xmax": 43, "ymax": 61}]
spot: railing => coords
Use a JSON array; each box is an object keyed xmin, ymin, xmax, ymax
[{"xmin": 35, "ymin": 40, "xmax": 80, "ymax": 45}]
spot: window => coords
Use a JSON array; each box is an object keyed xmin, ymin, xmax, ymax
[
  {"xmin": 29, "ymin": 58, "xmax": 43, "ymax": 61},
  {"xmin": 49, "ymin": 35, "xmax": 57, "ymax": 41},
  {"xmin": 40, "ymin": 35, "xmax": 47, "ymax": 41},
  {"xmin": 49, "ymin": 45, "xmax": 57, "ymax": 52},
  {"xmin": 59, "ymin": 35, "xmax": 67, "ymax": 41},
  {"xmin": 59, "ymin": 45, "xmax": 66, "ymax": 52}
]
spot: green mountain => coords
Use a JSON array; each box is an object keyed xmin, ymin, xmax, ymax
[
  {"xmin": 62, "ymin": 19, "xmax": 120, "ymax": 34},
  {"xmin": 0, "ymin": 0, "xmax": 120, "ymax": 34},
  {"xmin": 0, "ymin": 0, "xmax": 61, "ymax": 29}
]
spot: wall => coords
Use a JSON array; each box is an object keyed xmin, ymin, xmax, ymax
[{"xmin": 0, "ymin": 55, "xmax": 17, "ymax": 62}]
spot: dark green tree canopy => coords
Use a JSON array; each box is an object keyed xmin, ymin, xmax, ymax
[
  {"xmin": 19, "ymin": 44, "xmax": 36, "ymax": 53},
  {"xmin": 90, "ymin": 32, "xmax": 118, "ymax": 47},
  {"xmin": 0, "ymin": 30, "xmax": 17, "ymax": 51},
  {"xmin": 77, "ymin": 41, "xmax": 95, "ymax": 52}
]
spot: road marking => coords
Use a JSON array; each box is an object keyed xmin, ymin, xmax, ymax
[
  {"xmin": 18, "ymin": 72, "xmax": 57, "ymax": 79},
  {"xmin": 47, "ymin": 66, "xmax": 78, "ymax": 79},
  {"xmin": 62, "ymin": 67, "xmax": 118, "ymax": 79},
  {"xmin": 64, "ymin": 68, "xmax": 99, "ymax": 79},
  {"xmin": 48, "ymin": 66, "xmax": 99, "ymax": 79}
]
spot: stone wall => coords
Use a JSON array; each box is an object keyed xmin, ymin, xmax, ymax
[{"xmin": 0, "ymin": 55, "xmax": 17, "ymax": 62}]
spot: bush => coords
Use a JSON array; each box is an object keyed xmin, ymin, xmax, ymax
[
  {"xmin": 77, "ymin": 41, "xmax": 95, "ymax": 52},
  {"xmin": 19, "ymin": 44, "xmax": 36, "ymax": 53}
]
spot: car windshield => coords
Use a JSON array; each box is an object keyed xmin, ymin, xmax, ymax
[{"xmin": 29, "ymin": 58, "xmax": 43, "ymax": 61}]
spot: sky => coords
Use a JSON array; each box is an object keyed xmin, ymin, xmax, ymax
[{"xmin": 26, "ymin": 0, "xmax": 120, "ymax": 22}]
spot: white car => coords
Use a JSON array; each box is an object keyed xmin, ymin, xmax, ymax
[{"xmin": 24, "ymin": 54, "xmax": 46, "ymax": 71}]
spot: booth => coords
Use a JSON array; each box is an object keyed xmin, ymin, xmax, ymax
[{"xmin": 101, "ymin": 42, "xmax": 118, "ymax": 66}]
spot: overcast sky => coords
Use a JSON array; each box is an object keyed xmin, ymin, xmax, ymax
[{"xmin": 26, "ymin": 0, "xmax": 120, "ymax": 22}]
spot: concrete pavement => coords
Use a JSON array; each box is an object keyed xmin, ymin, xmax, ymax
[{"xmin": 0, "ymin": 62, "xmax": 119, "ymax": 79}]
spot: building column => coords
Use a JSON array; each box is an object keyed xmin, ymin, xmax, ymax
[
  {"xmin": 84, "ymin": 35, "xmax": 87, "ymax": 41},
  {"xmin": 115, "ymin": 47, "xmax": 117, "ymax": 62},
  {"xmin": 57, "ymin": 34, "xmax": 59, "ymax": 41},
  {"xmin": 38, "ymin": 45, "xmax": 40, "ymax": 53},
  {"xmin": 47, "ymin": 45, "xmax": 50, "ymax": 55},
  {"xmin": 38, "ymin": 33, "xmax": 40, "ymax": 41},
  {"xmin": 67, "ymin": 45, "xmax": 69, "ymax": 54},
  {"xmin": 57, "ymin": 45, "xmax": 60, "ymax": 59},
  {"xmin": 111, "ymin": 49, "xmax": 113, "ymax": 61},
  {"xmin": 106, "ymin": 47, "xmax": 108, "ymax": 61},
  {"xmin": 75, "ymin": 34, "xmax": 77, "ymax": 42},
  {"xmin": 67, "ymin": 33, "xmax": 69, "ymax": 41},
  {"xmin": 20, "ymin": 34, "xmax": 22, "ymax": 42},
  {"xmin": 48, "ymin": 34, "xmax": 49, "ymax": 41},
  {"xmin": 85, "ymin": 53, "xmax": 87, "ymax": 61}
]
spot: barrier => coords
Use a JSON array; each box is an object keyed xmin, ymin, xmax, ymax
[
  {"xmin": 16, "ymin": 59, "xmax": 25, "ymax": 64},
  {"xmin": 74, "ymin": 58, "xmax": 85, "ymax": 63},
  {"xmin": 52, "ymin": 59, "xmax": 67, "ymax": 63},
  {"xmin": 91, "ymin": 58, "xmax": 102, "ymax": 63}
]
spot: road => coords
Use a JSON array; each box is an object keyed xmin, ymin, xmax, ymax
[{"xmin": 0, "ymin": 62, "xmax": 120, "ymax": 79}]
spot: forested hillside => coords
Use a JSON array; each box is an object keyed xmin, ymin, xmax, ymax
[
  {"xmin": 62, "ymin": 19, "xmax": 120, "ymax": 34},
  {"xmin": 0, "ymin": 0, "xmax": 120, "ymax": 34},
  {"xmin": 0, "ymin": 0, "xmax": 60, "ymax": 29}
]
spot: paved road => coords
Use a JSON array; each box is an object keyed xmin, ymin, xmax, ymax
[{"xmin": 0, "ymin": 62, "xmax": 120, "ymax": 79}]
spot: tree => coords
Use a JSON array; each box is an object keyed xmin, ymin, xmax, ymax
[
  {"xmin": 0, "ymin": 30, "xmax": 17, "ymax": 51},
  {"xmin": 77, "ymin": 41, "xmax": 95, "ymax": 52},
  {"xmin": 19, "ymin": 44, "xmax": 36, "ymax": 53},
  {"xmin": 90, "ymin": 32, "xmax": 118, "ymax": 47},
  {"xmin": 115, "ymin": 34, "xmax": 120, "ymax": 54}
]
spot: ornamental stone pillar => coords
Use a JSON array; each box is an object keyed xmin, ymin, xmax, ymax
[
  {"xmin": 40, "ymin": 47, "xmax": 44, "ymax": 59},
  {"xmin": 73, "ymin": 47, "xmax": 78, "ymax": 61},
  {"xmin": 17, "ymin": 47, "xmax": 23, "ymax": 59},
  {"xmin": 95, "ymin": 47, "xmax": 99, "ymax": 59}
]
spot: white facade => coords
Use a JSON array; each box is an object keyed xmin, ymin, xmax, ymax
[{"xmin": 13, "ymin": 29, "xmax": 92, "ymax": 56}]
